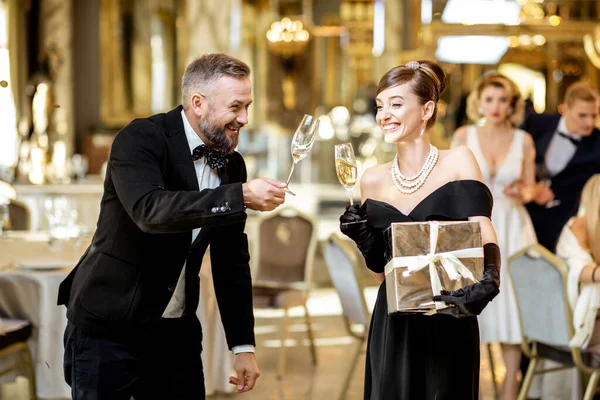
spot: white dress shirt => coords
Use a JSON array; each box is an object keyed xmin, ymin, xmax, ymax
[
  {"xmin": 162, "ymin": 110, "xmax": 253, "ymax": 354},
  {"xmin": 545, "ymin": 117, "xmax": 580, "ymax": 177}
]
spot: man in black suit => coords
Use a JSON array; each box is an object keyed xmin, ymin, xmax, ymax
[
  {"xmin": 522, "ymin": 82, "xmax": 600, "ymax": 253},
  {"xmin": 58, "ymin": 53, "xmax": 287, "ymax": 399}
]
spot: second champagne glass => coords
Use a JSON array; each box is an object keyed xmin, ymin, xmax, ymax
[
  {"xmin": 284, "ymin": 114, "xmax": 320, "ymax": 196},
  {"xmin": 335, "ymin": 143, "xmax": 358, "ymax": 205},
  {"xmin": 535, "ymin": 162, "xmax": 561, "ymax": 208}
]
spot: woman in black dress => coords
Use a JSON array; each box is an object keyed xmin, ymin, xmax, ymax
[{"xmin": 340, "ymin": 61, "xmax": 501, "ymax": 400}]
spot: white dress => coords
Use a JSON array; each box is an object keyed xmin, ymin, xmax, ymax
[
  {"xmin": 556, "ymin": 220, "xmax": 600, "ymax": 350},
  {"xmin": 465, "ymin": 126, "xmax": 538, "ymax": 344}
]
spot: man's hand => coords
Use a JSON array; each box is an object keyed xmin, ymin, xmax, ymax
[
  {"xmin": 229, "ymin": 352, "xmax": 260, "ymax": 393},
  {"xmin": 242, "ymin": 178, "xmax": 286, "ymax": 211},
  {"xmin": 533, "ymin": 183, "xmax": 555, "ymax": 206}
]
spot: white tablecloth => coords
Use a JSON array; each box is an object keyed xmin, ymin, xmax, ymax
[
  {"xmin": 0, "ymin": 235, "xmax": 234, "ymax": 398},
  {"xmin": 0, "ymin": 267, "xmax": 71, "ymax": 398}
]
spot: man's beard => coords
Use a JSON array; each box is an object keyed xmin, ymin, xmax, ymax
[{"xmin": 198, "ymin": 114, "xmax": 241, "ymax": 155}]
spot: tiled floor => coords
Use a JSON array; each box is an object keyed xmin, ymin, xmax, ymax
[{"xmin": 1, "ymin": 288, "xmax": 504, "ymax": 400}]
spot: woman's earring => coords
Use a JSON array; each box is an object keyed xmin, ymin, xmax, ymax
[
  {"xmin": 478, "ymin": 107, "xmax": 484, "ymax": 115},
  {"xmin": 420, "ymin": 123, "xmax": 426, "ymax": 136}
]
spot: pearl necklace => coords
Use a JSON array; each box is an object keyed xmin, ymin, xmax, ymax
[{"xmin": 391, "ymin": 145, "xmax": 439, "ymax": 194}]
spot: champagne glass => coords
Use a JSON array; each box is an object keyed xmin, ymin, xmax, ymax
[
  {"xmin": 535, "ymin": 162, "xmax": 561, "ymax": 208},
  {"xmin": 335, "ymin": 143, "xmax": 358, "ymax": 205},
  {"xmin": 284, "ymin": 114, "xmax": 320, "ymax": 196}
]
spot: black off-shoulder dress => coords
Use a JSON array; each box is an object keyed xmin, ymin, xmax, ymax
[{"xmin": 361, "ymin": 180, "xmax": 493, "ymax": 400}]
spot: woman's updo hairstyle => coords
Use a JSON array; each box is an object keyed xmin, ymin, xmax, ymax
[
  {"xmin": 466, "ymin": 72, "xmax": 525, "ymax": 126},
  {"xmin": 376, "ymin": 60, "xmax": 446, "ymax": 130}
]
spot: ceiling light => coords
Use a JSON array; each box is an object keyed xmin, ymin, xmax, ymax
[
  {"xmin": 442, "ymin": 0, "xmax": 522, "ymax": 25},
  {"xmin": 436, "ymin": 36, "xmax": 510, "ymax": 64},
  {"xmin": 548, "ymin": 15, "xmax": 562, "ymax": 26}
]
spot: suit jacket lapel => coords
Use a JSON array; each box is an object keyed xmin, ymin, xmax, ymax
[
  {"xmin": 538, "ymin": 132, "xmax": 555, "ymax": 164},
  {"xmin": 166, "ymin": 106, "xmax": 199, "ymax": 191},
  {"xmin": 553, "ymin": 133, "xmax": 594, "ymax": 180},
  {"xmin": 190, "ymin": 154, "xmax": 238, "ymax": 249},
  {"xmin": 219, "ymin": 163, "xmax": 230, "ymax": 186},
  {"xmin": 537, "ymin": 117, "xmax": 560, "ymax": 165}
]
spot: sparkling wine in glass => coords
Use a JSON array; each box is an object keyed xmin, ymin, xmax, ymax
[
  {"xmin": 335, "ymin": 143, "xmax": 358, "ymax": 206},
  {"xmin": 284, "ymin": 114, "xmax": 320, "ymax": 196},
  {"xmin": 535, "ymin": 162, "xmax": 561, "ymax": 208},
  {"xmin": 535, "ymin": 162, "xmax": 551, "ymax": 187}
]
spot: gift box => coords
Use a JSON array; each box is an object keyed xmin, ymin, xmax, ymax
[{"xmin": 383, "ymin": 220, "xmax": 484, "ymax": 315}]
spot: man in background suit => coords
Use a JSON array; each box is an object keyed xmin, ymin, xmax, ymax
[
  {"xmin": 58, "ymin": 53, "xmax": 287, "ymax": 399},
  {"xmin": 522, "ymin": 82, "xmax": 600, "ymax": 253}
]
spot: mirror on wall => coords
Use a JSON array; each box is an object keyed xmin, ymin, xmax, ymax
[{"xmin": 100, "ymin": 0, "xmax": 186, "ymax": 127}]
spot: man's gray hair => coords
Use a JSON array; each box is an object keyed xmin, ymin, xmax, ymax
[{"xmin": 181, "ymin": 53, "xmax": 251, "ymax": 108}]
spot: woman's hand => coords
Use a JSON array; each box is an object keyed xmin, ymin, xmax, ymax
[
  {"xmin": 503, "ymin": 179, "xmax": 536, "ymax": 203},
  {"xmin": 433, "ymin": 243, "xmax": 501, "ymax": 317},
  {"xmin": 339, "ymin": 205, "xmax": 375, "ymax": 252},
  {"xmin": 339, "ymin": 205, "xmax": 387, "ymax": 274}
]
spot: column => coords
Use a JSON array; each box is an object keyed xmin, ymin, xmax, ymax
[
  {"xmin": 185, "ymin": 0, "xmax": 234, "ymax": 61},
  {"xmin": 546, "ymin": 41, "xmax": 560, "ymax": 112},
  {"xmin": 185, "ymin": 0, "xmax": 260, "ymax": 120},
  {"xmin": 372, "ymin": 0, "xmax": 422, "ymax": 81},
  {"xmin": 372, "ymin": 0, "xmax": 401, "ymax": 81},
  {"xmin": 41, "ymin": 0, "xmax": 74, "ymax": 156}
]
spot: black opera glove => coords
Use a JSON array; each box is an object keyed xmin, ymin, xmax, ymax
[
  {"xmin": 433, "ymin": 243, "xmax": 501, "ymax": 317},
  {"xmin": 339, "ymin": 205, "xmax": 387, "ymax": 273}
]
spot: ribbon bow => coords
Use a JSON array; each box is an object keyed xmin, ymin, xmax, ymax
[
  {"xmin": 385, "ymin": 221, "xmax": 483, "ymax": 311},
  {"xmin": 191, "ymin": 145, "xmax": 227, "ymax": 169}
]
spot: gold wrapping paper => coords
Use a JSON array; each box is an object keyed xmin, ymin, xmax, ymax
[{"xmin": 384, "ymin": 221, "xmax": 484, "ymax": 314}]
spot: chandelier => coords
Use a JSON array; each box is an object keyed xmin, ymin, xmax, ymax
[
  {"xmin": 584, "ymin": 25, "xmax": 600, "ymax": 70},
  {"xmin": 266, "ymin": 17, "xmax": 310, "ymax": 59},
  {"xmin": 265, "ymin": 17, "xmax": 311, "ymax": 110}
]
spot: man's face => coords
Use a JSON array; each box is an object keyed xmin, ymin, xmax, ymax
[
  {"xmin": 199, "ymin": 76, "xmax": 252, "ymax": 154},
  {"xmin": 563, "ymin": 99, "xmax": 599, "ymax": 137}
]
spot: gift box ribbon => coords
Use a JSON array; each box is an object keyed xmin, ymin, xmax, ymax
[{"xmin": 384, "ymin": 221, "xmax": 483, "ymax": 310}]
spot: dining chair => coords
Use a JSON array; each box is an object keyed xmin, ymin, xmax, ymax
[
  {"xmin": 0, "ymin": 318, "xmax": 37, "ymax": 400},
  {"xmin": 509, "ymin": 243, "xmax": 600, "ymax": 400},
  {"xmin": 251, "ymin": 206, "xmax": 319, "ymax": 378},
  {"xmin": 322, "ymin": 233, "xmax": 371, "ymax": 400}
]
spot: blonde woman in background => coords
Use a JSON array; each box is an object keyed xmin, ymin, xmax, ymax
[
  {"xmin": 451, "ymin": 73, "xmax": 537, "ymax": 400},
  {"xmin": 556, "ymin": 174, "xmax": 600, "ymax": 356}
]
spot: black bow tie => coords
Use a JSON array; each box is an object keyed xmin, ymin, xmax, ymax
[
  {"xmin": 191, "ymin": 145, "xmax": 227, "ymax": 169},
  {"xmin": 557, "ymin": 131, "xmax": 581, "ymax": 146}
]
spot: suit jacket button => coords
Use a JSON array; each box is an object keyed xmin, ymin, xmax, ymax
[{"xmin": 167, "ymin": 286, "xmax": 175, "ymax": 292}]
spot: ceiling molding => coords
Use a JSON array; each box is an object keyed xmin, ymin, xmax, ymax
[{"xmin": 428, "ymin": 20, "xmax": 596, "ymax": 43}]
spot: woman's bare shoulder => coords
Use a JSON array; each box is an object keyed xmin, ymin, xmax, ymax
[
  {"xmin": 569, "ymin": 216, "xmax": 589, "ymax": 249},
  {"xmin": 451, "ymin": 125, "xmax": 471, "ymax": 147},
  {"xmin": 438, "ymin": 146, "xmax": 484, "ymax": 182},
  {"xmin": 361, "ymin": 162, "xmax": 390, "ymax": 185},
  {"xmin": 360, "ymin": 162, "xmax": 391, "ymax": 198}
]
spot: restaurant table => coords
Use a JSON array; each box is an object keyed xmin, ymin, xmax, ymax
[{"xmin": 0, "ymin": 233, "xmax": 234, "ymax": 398}]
